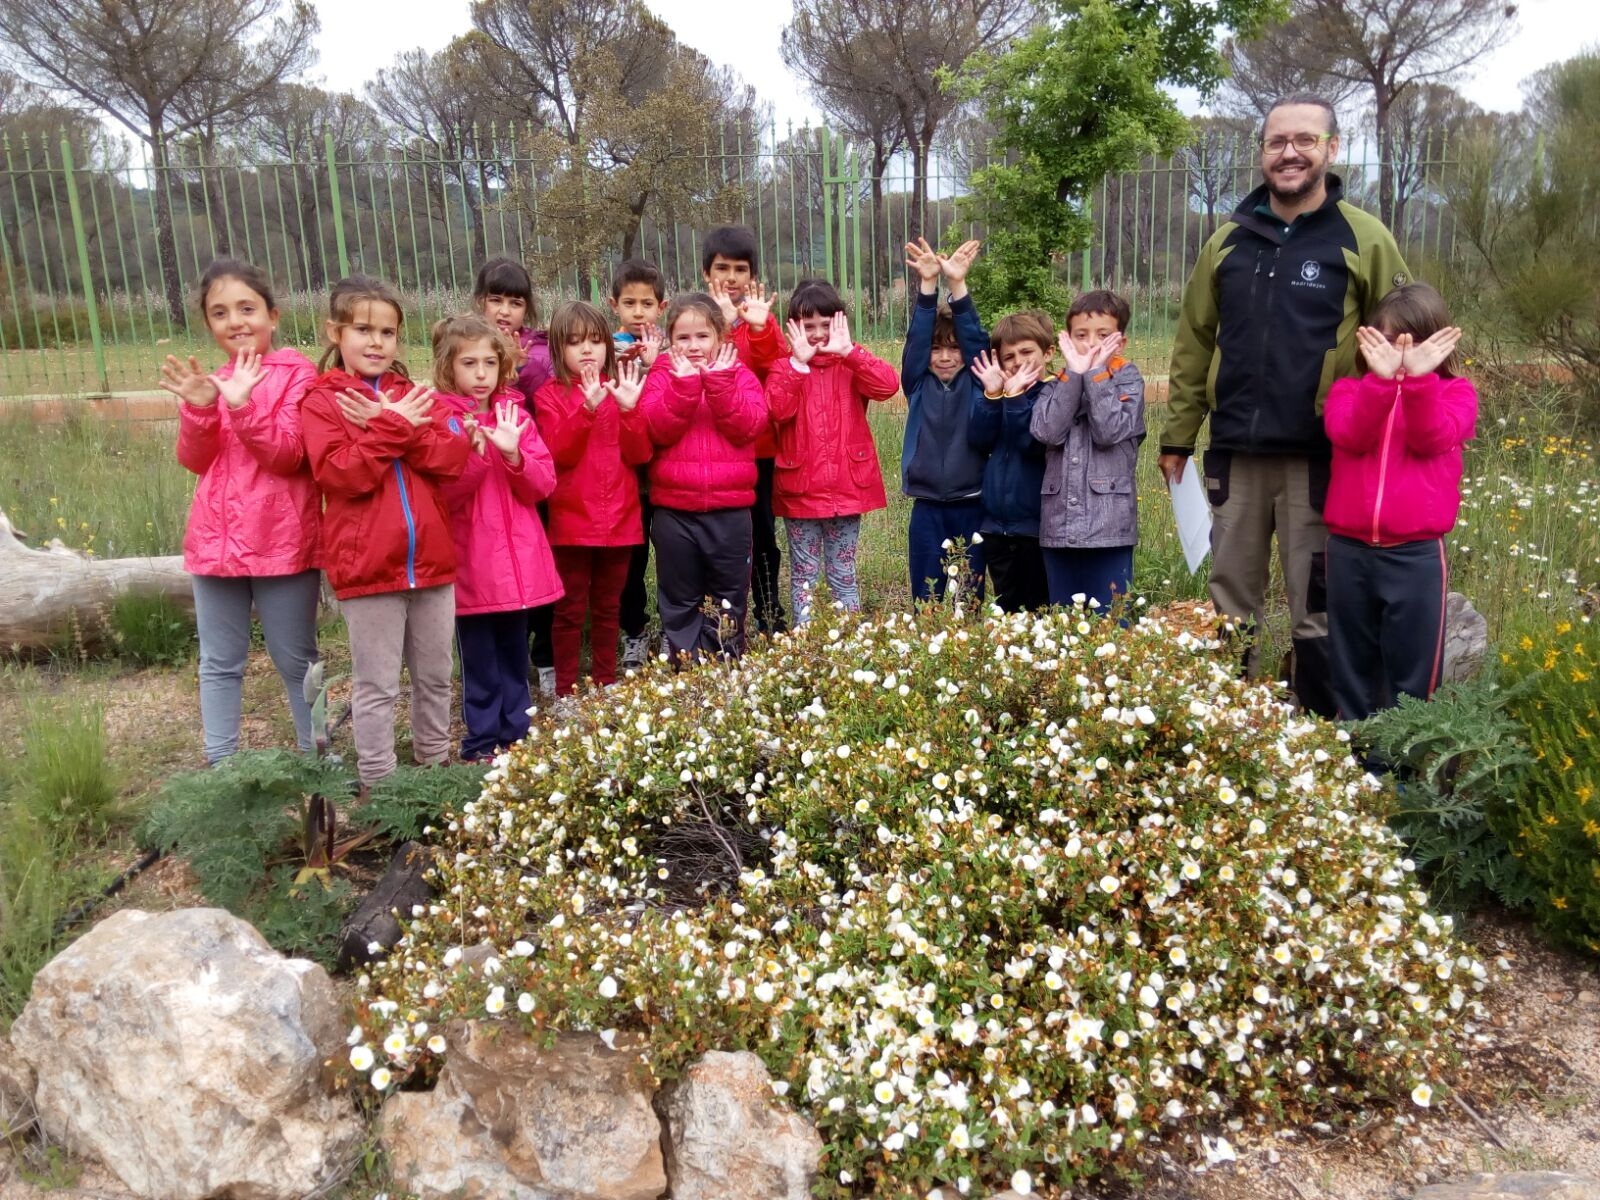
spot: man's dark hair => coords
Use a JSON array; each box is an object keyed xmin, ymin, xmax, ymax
[
  {"xmin": 611, "ymin": 258, "xmax": 665, "ymax": 301},
  {"xmin": 1067, "ymin": 289, "xmax": 1131, "ymax": 333},
  {"xmin": 1262, "ymin": 94, "xmax": 1339, "ymax": 140},
  {"xmin": 701, "ymin": 225, "xmax": 758, "ymax": 273}
]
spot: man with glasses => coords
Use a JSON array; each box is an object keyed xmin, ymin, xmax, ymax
[{"xmin": 1160, "ymin": 93, "xmax": 1410, "ymax": 718}]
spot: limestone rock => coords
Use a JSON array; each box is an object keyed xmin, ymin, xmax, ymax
[
  {"xmin": 1413, "ymin": 1174, "xmax": 1600, "ymax": 1200},
  {"xmin": 380, "ymin": 1022, "xmax": 665, "ymax": 1200},
  {"xmin": 658, "ymin": 1050, "xmax": 822, "ymax": 1200},
  {"xmin": 9, "ymin": 908, "xmax": 360, "ymax": 1200},
  {"xmin": 1441, "ymin": 591, "xmax": 1489, "ymax": 683},
  {"xmin": 0, "ymin": 1036, "xmax": 34, "ymax": 1138}
]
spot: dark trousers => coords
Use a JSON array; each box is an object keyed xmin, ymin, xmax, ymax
[
  {"xmin": 908, "ymin": 497, "xmax": 985, "ymax": 602},
  {"xmin": 457, "ymin": 609, "xmax": 532, "ymax": 759},
  {"xmin": 1042, "ymin": 544, "xmax": 1134, "ymax": 612},
  {"xmin": 984, "ymin": 533, "xmax": 1049, "ymax": 614},
  {"xmin": 652, "ymin": 506, "xmax": 752, "ymax": 660},
  {"xmin": 751, "ymin": 457, "xmax": 786, "ymax": 633},
  {"xmin": 1327, "ymin": 534, "xmax": 1448, "ymax": 722},
  {"xmin": 552, "ymin": 545, "xmax": 633, "ymax": 696},
  {"xmin": 620, "ymin": 480, "xmax": 653, "ymax": 638}
]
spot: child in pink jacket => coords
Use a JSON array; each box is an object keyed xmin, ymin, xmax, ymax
[
  {"xmin": 160, "ymin": 258, "xmax": 321, "ymax": 764},
  {"xmin": 639, "ymin": 293, "xmax": 768, "ymax": 660},
  {"xmin": 434, "ymin": 314, "xmax": 563, "ymax": 759},
  {"xmin": 1323, "ymin": 283, "xmax": 1476, "ymax": 722}
]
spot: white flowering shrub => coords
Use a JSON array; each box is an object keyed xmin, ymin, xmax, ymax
[{"xmin": 352, "ymin": 600, "xmax": 1488, "ymax": 1196}]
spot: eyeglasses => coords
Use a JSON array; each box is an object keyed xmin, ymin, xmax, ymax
[{"xmin": 1261, "ymin": 133, "xmax": 1333, "ymax": 156}]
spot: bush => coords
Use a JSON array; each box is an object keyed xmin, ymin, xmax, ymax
[
  {"xmin": 352, "ymin": 599, "xmax": 1488, "ymax": 1195},
  {"xmin": 1494, "ymin": 612, "xmax": 1600, "ymax": 952}
]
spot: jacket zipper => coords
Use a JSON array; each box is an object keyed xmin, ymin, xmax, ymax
[
  {"xmin": 1371, "ymin": 381, "xmax": 1402, "ymax": 544},
  {"xmin": 393, "ymin": 462, "xmax": 419, "ymax": 588},
  {"xmin": 1251, "ymin": 248, "xmax": 1282, "ymax": 448}
]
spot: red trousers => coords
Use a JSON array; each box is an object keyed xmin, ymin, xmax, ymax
[{"xmin": 552, "ymin": 545, "xmax": 633, "ymax": 696}]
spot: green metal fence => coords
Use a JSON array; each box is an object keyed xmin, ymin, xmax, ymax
[{"xmin": 0, "ymin": 120, "xmax": 1468, "ymax": 402}]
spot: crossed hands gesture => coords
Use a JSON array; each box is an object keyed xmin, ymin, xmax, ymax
[
  {"xmin": 160, "ymin": 348, "xmax": 267, "ymax": 411},
  {"xmin": 1058, "ymin": 330, "xmax": 1126, "ymax": 377},
  {"xmin": 970, "ymin": 350, "xmax": 1040, "ymax": 398},
  {"xmin": 668, "ymin": 343, "xmax": 739, "ymax": 378},
  {"xmin": 786, "ymin": 311, "xmax": 852, "ymax": 365},
  {"xmin": 334, "ymin": 382, "xmax": 435, "ymax": 430},
  {"xmin": 465, "ymin": 398, "xmax": 531, "ymax": 464},
  {"xmin": 708, "ymin": 279, "xmax": 774, "ymax": 330},
  {"xmin": 1356, "ymin": 325, "xmax": 1462, "ymax": 380}
]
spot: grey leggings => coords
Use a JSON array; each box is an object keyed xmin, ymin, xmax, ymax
[{"xmin": 191, "ymin": 571, "xmax": 320, "ymax": 763}]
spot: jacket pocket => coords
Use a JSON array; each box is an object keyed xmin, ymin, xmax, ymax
[
  {"xmin": 846, "ymin": 444, "xmax": 877, "ymax": 490},
  {"xmin": 1204, "ymin": 448, "xmax": 1232, "ymax": 508}
]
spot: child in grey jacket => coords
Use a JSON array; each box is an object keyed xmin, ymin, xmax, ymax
[{"xmin": 1029, "ymin": 290, "xmax": 1145, "ymax": 611}]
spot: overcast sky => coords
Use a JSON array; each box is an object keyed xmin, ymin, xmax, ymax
[{"xmin": 306, "ymin": 0, "xmax": 1600, "ymax": 133}]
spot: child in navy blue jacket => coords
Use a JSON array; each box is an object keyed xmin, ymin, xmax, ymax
[
  {"xmin": 900, "ymin": 237, "xmax": 988, "ymax": 601},
  {"xmin": 968, "ymin": 310, "xmax": 1052, "ymax": 612}
]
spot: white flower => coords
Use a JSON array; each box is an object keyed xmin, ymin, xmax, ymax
[
  {"xmin": 950, "ymin": 1017, "xmax": 980, "ymax": 1046},
  {"xmin": 874, "ymin": 1080, "xmax": 896, "ymax": 1104},
  {"xmin": 1099, "ymin": 875, "xmax": 1120, "ymax": 894},
  {"xmin": 753, "ymin": 981, "xmax": 776, "ymax": 1003},
  {"xmin": 426, "ymin": 1035, "xmax": 447, "ymax": 1054},
  {"xmin": 948, "ymin": 1123, "xmax": 970, "ymax": 1150},
  {"xmin": 349, "ymin": 1045, "xmax": 375, "ymax": 1072},
  {"xmin": 599, "ymin": 976, "xmax": 619, "ymax": 999},
  {"xmin": 382, "ymin": 1032, "xmax": 408, "ymax": 1058},
  {"xmin": 1203, "ymin": 1135, "xmax": 1237, "ymax": 1165},
  {"xmin": 1010, "ymin": 1169, "xmax": 1033, "ymax": 1194},
  {"xmin": 370, "ymin": 1067, "xmax": 393, "ymax": 1090},
  {"xmin": 1411, "ymin": 1082, "xmax": 1433, "ymax": 1107},
  {"xmin": 485, "ymin": 987, "xmax": 506, "ymax": 1014},
  {"xmin": 1115, "ymin": 1092, "xmax": 1136, "ymax": 1120},
  {"xmin": 517, "ymin": 992, "xmax": 535, "ymax": 1014}
]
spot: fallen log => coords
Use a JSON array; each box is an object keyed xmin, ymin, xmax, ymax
[{"xmin": 0, "ymin": 507, "xmax": 193, "ymax": 654}]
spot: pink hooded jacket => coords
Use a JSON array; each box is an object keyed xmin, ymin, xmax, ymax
[
  {"xmin": 438, "ymin": 389, "xmax": 565, "ymax": 616},
  {"xmin": 638, "ymin": 357, "xmax": 767, "ymax": 511},
  {"xmin": 1323, "ymin": 371, "xmax": 1478, "ymax": 545},
  {"xmin": 176, "ymin": 347, "xmax": 321, "ymax": 576}
]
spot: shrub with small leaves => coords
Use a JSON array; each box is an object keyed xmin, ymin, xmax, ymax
[{"xmin": 352, "ymin": 600, "xmax": 1490, "ymax": 1196}]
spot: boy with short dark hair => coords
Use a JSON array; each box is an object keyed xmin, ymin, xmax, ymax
[
  {"xmin": 700, "ymin": 224, "xmax": 789, "ymax": 635},
  {"xmin": 609, "ymin": 258, "xmax": 666, "ymax": 670},
  {"xmin": 967, "ymin": 310, "xmax": 1054, "ymax": 612},
  {"xmin": 900, "ymin": 236, "xmax": 989, "ymax": 601},
  {"xmin": 1030, "ymin": 289, "xmax": 1145, "ymax": 611}
]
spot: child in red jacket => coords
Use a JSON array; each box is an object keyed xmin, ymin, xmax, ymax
[
  {"xmin": 434, "ymin": 314, "xmax": 563, "ymax": 759},
  {"xmin": 160, "ymin": 257, "xmax": 321, "ymax": 764},
  {"xmin": 536, "ymin": 301, "xmax": 652, "ymax": 697},
  {"xmin": 301, "ymin": 276, "xmax": 470, "ymax": 786},
  {"xmin": 1323, "ymin": 283, "xmax": 1476, "ymax": 722},
  {"xmin": 639, "ymin": 293, "xmax": 768, "ymax": 660},
  {"xmin": 766, "ymin": 279, "xmax": 900, "ymax": 624}
]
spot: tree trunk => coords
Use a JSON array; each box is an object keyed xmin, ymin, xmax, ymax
[
  {"xmin": 0, "ymin": 508, "xmax": 192, "ymax": 654},
  {"xmin": 1374, "ymin": 85, "xmax": 1395, "ymax": 230},
  {"xmin": 621, "ymin": 189, "xmax": 650, "ymax": 262},
  {"xmin": 147, "ymin": 121, "xmax": 187, "ymax": 325},
  {"xmin": 910, "ymin": 136, "xmax": 930, "ymax": 246}
]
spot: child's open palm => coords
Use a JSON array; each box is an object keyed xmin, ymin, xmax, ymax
[
  {"xmin": 485, "ymin": 399, "xmax": 528, "ymax": 462},
  {"xmin": 971, "ymin": 350, "xmax": 1005, "ymax": 395},
  {"xmin": 606, "ymin": 359, "xmax": 644, "ymax": 410},
  {"xmin": 1356, "ymin": 326, "xmax": 1405, "ymax": 380},
  {"xmin": 214, "ymin": 348, "xmax": 266, "ymax": 409},
  {"xmin": 738, "ymin": 282, "xmax": 772, "ymax": 330},
  {"xmin": 1003, "ymin": 360, "xmax": 1042, "ymax": 396},
  {"xmin": 669, "ymin": 347, "xmax": 700, "ymax": 378},
  {"xmin": 384, "ymin": 384, "xmax": 436, "ymax": 427},
  {"xmin": 821, "ymin": 311, "xmax": 852, "ymax": 356},
  {"xmin": 704, "ymin": 344, "xmax": 739, "ymax": 373},
  {"xmin": 580, "ymin": 362, "xmax": 607, "ymax": 410},
  {"xmin": 159, "ymin": 355, "xmax": 220, "ymax": 408},
  {"xmin": 335, "ymin": 388, "xmax": 383, "ymax": 428},
  {"xmin": 939, "ymin": 239, "xmax": 982, "ymax": 285},
  {"xmin": 637, "ymin": 324, "xmax": 663, "ymax": 367},
  {"xmin": 786, "ymin": 319, "xmax": 817, "ymax": 365},
  {"xmin": 708, "ymin": 279, "xmax": 739, "ymax": 326},
  {"xmin": 1059, "ymin": 331, "xmax": 1094, "ymax": 377},
  {"xmin": 904, "ymin": 237, "xmax": 942, "ymax": 284},
  {"xmin": 1401, "ymin": 326, "xmax": 1462, "ymax": 377}
]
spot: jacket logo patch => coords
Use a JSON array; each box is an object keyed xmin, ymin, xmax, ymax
[
  {"xmin": 1300, "ymin": 261, "xmax": 1321, "ymax": 283},
  {"xmin": 1393, "ymin": 272, "xmax": 1408, "ymax": 287},
  {"xmin": 448, "ymin": 417, "xmax": 463, "ymax": 435}
]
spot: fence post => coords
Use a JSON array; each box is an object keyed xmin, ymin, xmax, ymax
[
  {"xmin": 60, "ymin": 139, "xmax": 109, "ymax": 397},
  {"xmin": 324, "ymin": 132, "xmax": 351, "ymax": 278},
  {"xmin": 820, "ymin": 129, "xmax": 834, "ymax": 285}
]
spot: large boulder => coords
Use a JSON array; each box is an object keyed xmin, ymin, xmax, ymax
[
  {"xmin": 657, "ymin": 1051, "xmax": 821, "ymax": 1200},
  {"xmin": 0, "ymin": 1036, "xmax": 33, "ymax": 1140},
  {"xmin": 379, "ymin": 1022, "xmax": 665, "ymax": 1200},
  {"xmin": 1413, "ymin": 1175, "xmax": 1600, "ymax": 1200},
  {"xmin": 9, "ymin": 908, "xmax": 360, "ymax": 1200},
  {"xmin": 1442, "ymin": 591, "xmax": 1489, "ymax": 683}
]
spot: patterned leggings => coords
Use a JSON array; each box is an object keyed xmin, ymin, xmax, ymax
[{"xmin": 786, "ymin": 515, "xmax": 862, "ymax": 625}]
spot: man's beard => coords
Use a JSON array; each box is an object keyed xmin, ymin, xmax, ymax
[{"xmin": 1265, "ymin": 159, "xmax": 1326, "ymax": 204}]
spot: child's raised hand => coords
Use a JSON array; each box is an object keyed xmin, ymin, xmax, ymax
[
  {"xmin": 970, "ymin": 350, "xmax": 1005, "ymax": 396},
  {"xmin": 637, "ymin": 324, "xmax": 663, "ymax": 367},
  {"xmin": 486, "ymin": 398, "xmax": 528, "ymax": 462},
  {"xmin": 739, "ymin": 281, "xmax": 772, "ymax": 330},
  {"xmin": 708, "ymin": 279, "xmax": 739, "ymax": 325},
  {"xmin": 786, "ymin": 319, "xmax": 817, "ymax": 365},
  {"xmin": 384, "ymin": 384, "xmax": 436, "ymax": 427},
  {"xmin": 1003, "ymin": 359, "xmax": 1042, "ymax": 396},
  {"xmin": 507, "ymin": 339, "xmax": 529, "ymax": 369},
  {"xmin": 605, "ymin": 358, "xmax": 645, "ymax": 410},
  {"xmin": 1059, "ymin": 331, "xmax": 1093, "ymax": 377},
  {"xmin": 904, "ymin": 237, "xmax": 942, "ymax": 285},
  {"xmin": 1089, "ymin": 331, "xmax": 1125, "ymax": 371},
  {"xmin": 704, "ymin": 343, "xmax": 739, "ymax": 373},
  {"xmin": 1356, "ymin": 326, "xmax": 1404, "ymax": 380},
  {"xmin": 669, "ymin": 347, "xmax": 700, "ymax": 378},
  {"xmin": 939, "ymin": 239, "xmax": 982, "ymax": 285},
  {"xmin": 335, "ymin": 388, "xmax": 383, "ymax": 429},
  {"xmin": 215, "ymin": 347, "xmax": 265, "ymax": 409},
  {"xmin": 821, "ymin": 311, "xmax": 852, "ymax": 356},
  {"xmin": 580, "ymin": 362, "xmax": 606, "ymax": 410},
  {"xmin": 159, "ymin": 355, "xmax": 219, "ymax": 408},
  {"xmin": 1400, "ymin": 326, "xmax": 1463, "ymax": 377},
  {"xmin": 463, "ymin": 416, "xmax": 488, "ymax": 455}
]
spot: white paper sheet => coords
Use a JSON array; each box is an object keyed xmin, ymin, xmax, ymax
[{"xmin": 1168, "ymin": 464, "xmax": 1212, "ymax": 575}]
